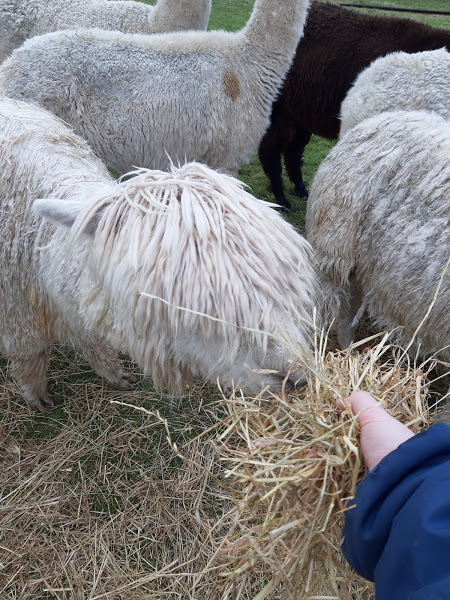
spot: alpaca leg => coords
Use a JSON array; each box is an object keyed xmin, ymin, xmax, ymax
[
  {"xmin": 258, "ymin": 115, "xmax": 292, "ymax": 211},
  {"xmin": 77, "ymin": 340, "xmax": 137, "ymax": 389},
  {"xmin": 284, "ymin": 128, "xmax": 311, "ymax": 199},
  {"xmin": 9, "ymin": 349, "xmax": 53, "ymax": 412},
  {"xmin": 336, "ymin": 275, "xmax": 364, "ymax": 349}
]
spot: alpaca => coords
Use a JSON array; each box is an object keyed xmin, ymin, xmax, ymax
[
  {"xmin": 258, "ymin": 1, "xmax": 450, "ymax": 210},
  {"xmin": 339, "ymin": 48, "xmax": 450, "ymax": 137},
  {"xmin": 306, "ymin": 110, "xmax": 450, "ymax": 363},
  {"xmin": 0, "ymin": 97, "xmax": 317, "ymax": 411},
  {"xmin": 0, "ymin": 0, "xmax": 310, "ymax": 177},
  {"xmin": 0, "ymin": 0, "xmax": 212, "ymax": 63}
]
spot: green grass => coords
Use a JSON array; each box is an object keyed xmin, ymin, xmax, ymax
[{"xmin": 341, "ymin": 0, "xmax": 450, "ymax": 28}]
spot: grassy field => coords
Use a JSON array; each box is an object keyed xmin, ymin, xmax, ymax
[{"xmin": 0, "ymin": 2, "xmax": 448, "ymax": 599}]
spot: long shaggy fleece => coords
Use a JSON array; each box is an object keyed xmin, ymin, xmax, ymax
[
  {"xmin": 0, "ymin": 0, "xmax": 212, "ymax": 63},
  {"xmin": 306, "ymin": 110, "xmax": 450, "ymax": 362},
  {"xmin": 340, "ymin": 48, "xmax": 450, "ymax": 136},
  {"xmin": 0, "ymin": 97, "xmax": 317, "ymax": 411},
  {"xmin": 0, "ymin": 0, "xmax": 310, "ymax": 175}
]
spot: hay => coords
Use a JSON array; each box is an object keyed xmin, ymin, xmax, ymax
[
  {"xmin": 0, "ymin": 333, "xmax": 443, "ymax": 600},
  {"xmin": 0, "ymin": 350, "xmax": 230, "ymax": 600},
  {"xmin": 212, "ymin": 331, "xmax": 435, "ymax": 599}
]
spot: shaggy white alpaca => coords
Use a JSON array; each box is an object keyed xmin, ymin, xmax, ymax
[
  {"xmin": 0, "ymin": 0, "xmax": 310, "ymax": 176},
  {"xmin": 0, "ymin": 0, "xmax": 212, "ymax": 63},
  {"xmin": 0, "ymin": 97, "xmax": 317, "ymax": 411},
  {"xmin": 306, "ymin": 110, "xmax": 450, "ymax": 362},
  {"xmin": 339, "ymin": 48, "xmax": 450, "ymax": 137}
]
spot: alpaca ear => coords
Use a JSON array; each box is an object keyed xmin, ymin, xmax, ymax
[{"xmin": 32, "ymin": 198, "xmax": 103, "ymax": 235}]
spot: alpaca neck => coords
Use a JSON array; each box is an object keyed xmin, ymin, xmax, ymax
[
  {"xmin": 151, "ymin": 0, "xmax": 212, "ymax": 32},
  {"xmin": 244, "ymin": 0, "xmax": 310, "ymax": 54}
]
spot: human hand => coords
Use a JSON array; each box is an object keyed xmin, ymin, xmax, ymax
[{"xmin": 345, "ymin": 391, "xmax": 415, "ymax": 471}]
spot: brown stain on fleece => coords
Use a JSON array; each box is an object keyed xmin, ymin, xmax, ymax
[{"xmin": 223, "ymin": 70, "xmax": 240, "ymax": 101}]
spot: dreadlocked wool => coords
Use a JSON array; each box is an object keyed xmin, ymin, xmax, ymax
[{"xmin": 0, "ymin": 97, "xmax": 317, "ymax": 411}]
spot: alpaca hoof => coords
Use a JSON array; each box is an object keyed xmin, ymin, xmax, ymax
[
  {"xmin": 273, "ymin": 195, "xmax": 292, "ymax": 212},
  {"xmin": 28, "ymin": 394, "xmax": 54, "ymax": 413},
  {"xmin": 272, "ymin": 197, "xmax": 292, "ymax": 212},
  {"xmin": 295, "ymin": 186, "xmax": 309, "ymax": 200},
  {"xmin": 106, "ymin": 372, "xmax": 138, "ymax": 390}
]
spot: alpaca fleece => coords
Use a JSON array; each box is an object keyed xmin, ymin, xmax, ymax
[
  {"xmin": 340, "ymin": 48, "xmax": 450, "ymax": 137},
  {"xmin": 0, "ymin": 0, "xmax": 212, "ymax": 63},
  {"xmin": 0, "ymin": 0, "xmax": 310, "ymax": 176},
  {"xmin": 306, "ymin": 110, "xmax": 450, "ymax": 362},
  {"xmin": 0, "ymin": 97, "xmax": 317, "ymax": 411}
]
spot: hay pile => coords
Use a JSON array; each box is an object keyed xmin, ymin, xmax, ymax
[
  {"xmin": 0, "ymin": 352, "xmax": 230, "ymax": 599},
  {"xmin": 0, "ymin": 334, "xmax": 440, "ymax": 599},
  {"xmin": 213, "ymin": 331, "xmax": 435, "ymax": 598}
]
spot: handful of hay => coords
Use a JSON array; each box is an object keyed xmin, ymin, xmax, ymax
[{"xmin": 210, "ymin": 331, "xmax": 434, "ymax": 599}]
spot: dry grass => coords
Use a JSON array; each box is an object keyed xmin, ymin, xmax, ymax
[{"xmin": 0, "ymin": 333, "xmax": 446, "ymax": 600}]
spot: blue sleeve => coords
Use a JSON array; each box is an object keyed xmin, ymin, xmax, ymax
[{"xmin": 342, "ymin": 423, "xmax": 450, "ymax": 600}]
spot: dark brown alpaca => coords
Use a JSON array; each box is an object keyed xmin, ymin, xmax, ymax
[{"xmin": 259, "ymin": 1, "xmax": 450, "ymax": 210}]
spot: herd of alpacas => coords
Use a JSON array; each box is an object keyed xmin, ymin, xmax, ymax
[{"xmin": 0, "ymin": 0, "xmax": 448, "ymax": 412}]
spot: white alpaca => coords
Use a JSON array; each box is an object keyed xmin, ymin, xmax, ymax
[
  {"xmin": 0, "ymin": 0, "xmax": 310, "ymax": 176},
  {"xmin": 306, "ymin": 110, "xmax": 450, "ymax": 362},
  {"xmin": 0, "ymin": 97, "xmax": 317, "ymax": 411},
  {"xmin": 339, "ymin": 48, "xmax": 450, "ymax": 137},
  {"xmin": 0, "ymin": 0, "xmax": 212, "ymax": 63}
]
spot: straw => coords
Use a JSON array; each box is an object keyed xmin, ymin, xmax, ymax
[{"xmin": 0, "ymin": 330, "xmax": 444, "ymax": 599}]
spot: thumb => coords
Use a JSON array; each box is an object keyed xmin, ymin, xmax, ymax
[
  {"xmin": 348, "ymin": 391, "xmax": 394, "ymax": 427},
  {"xmin": 346, "ymin": 391, "xmax": 414, "ymax": 470}
]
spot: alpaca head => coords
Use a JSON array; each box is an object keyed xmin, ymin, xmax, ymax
[{"xmin": 34, "ymin": 163, "xmax": 317, "ymax": 395}]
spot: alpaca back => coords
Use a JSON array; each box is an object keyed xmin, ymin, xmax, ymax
[
  {"xmin": 0, "ymin": 0, "xmax": 212, "ymax": 63},
  {"xmin": 0, "ymin": 0, "xmax": 310, "ymax": 174},
  {"xmin": 307, "ymin": 110, "xmax": 450, "ymax": 361},
  {"xmin": 340, "ymin": 48, "xmax": 450, "ymax": 136}
]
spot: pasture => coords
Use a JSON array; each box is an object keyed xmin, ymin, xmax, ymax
[{"xmin": 0, "ymin": 1, "xmax": 449, "ymax": 599}]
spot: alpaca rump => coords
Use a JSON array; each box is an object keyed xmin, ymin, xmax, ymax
[
  {"xmin": 0, "ymin": 0, "xmax": 310, "ymax": 176},
  {"xmin": 340, "ymin": 48, "xmax": 450, "ymax": 137},
  {"xmin": 0, "ymin": 97, "xmax": 317, "ymax": 411},
  {"xmin": 0, "ymin": 0, "xmax": 212, "ymax": 63},
  {"xmin": 257, "ymin": 1, "xmax": 450, "ymax": 209},
  {"xmin": 306, "ymin": 110, "xmax": 450, "ymax": 361}
]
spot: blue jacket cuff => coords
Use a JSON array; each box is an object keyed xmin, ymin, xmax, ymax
[{"xmin": 342, "ymin": 423, "xmax": 450, "ymax": 588}]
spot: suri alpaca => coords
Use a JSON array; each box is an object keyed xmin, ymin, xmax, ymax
[
  {"xmin": 339, "ymin": 48, "xmax": 450, "ymax": 137},
  {"xmin": 0, "ymin": 97, "xmax": 317, "ymax": 412},
  {"xmin": 258, "ymin": 1, "xmax": 450, "ymax": 210},
  {"xmin": 0, "ymin": 0, "xmax": 212, "ymax": 63},
  {"xmin": 0, "ymin": 0, "xmax": 310, "ymax": 177},
  {"xmin": 306, "ymin": 110, "xmax": 450, "ymax": 363}
]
